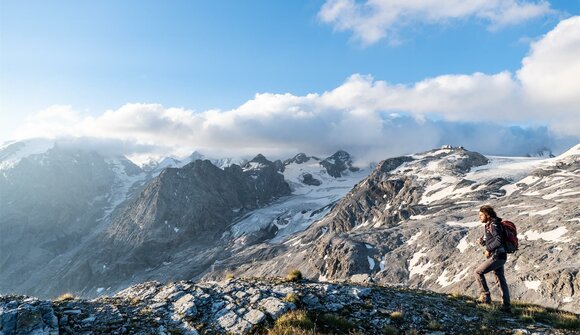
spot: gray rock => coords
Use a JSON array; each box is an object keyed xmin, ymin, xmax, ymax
[
  {"xmin": 216, "ymin": 310, "xmax": 238, "ymax": 329},
  {"xmin": 243, "ymin": 308, "xmax": 266, "ymax": 325},
  {"xmin": 259, "ymin": 297, "xmax": 293, "ymax": 318},
  {"xmin": 0, "ymin": 299, "xmax": 58, "ymax": 335},
  {"xmin": 301, "ymin": 173, "xmax": 322, "ymax": 186},
  {"xmin": 301, "ymin": 294, "xmax": 321, "ymax": 309},
  {"xmin": 172, "ymin": 294, "xmax": 197, "ymax": 318}
]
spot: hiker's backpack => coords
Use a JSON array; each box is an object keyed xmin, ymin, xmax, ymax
[{"xmin": 500, "ymin": 220, "xmax": 519, "ymax": 253}]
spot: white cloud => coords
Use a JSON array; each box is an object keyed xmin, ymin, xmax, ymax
[
  {"xmin": 517, "ymin": 16, "xmax": 580, "ymax": 135},
  {"xmin": 319, "ymin": 0, "xmax": 554, "ymax": 45},
  {"xmin": 11, "ymin": 17, "xmax": 579, "ymax": 163}
]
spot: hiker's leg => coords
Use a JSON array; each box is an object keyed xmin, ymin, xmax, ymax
[
  {"xmin": 474, "ymin": 258, "xmax": 495, "ymax": 294},
  {"xmin": 493, "ymin": 262, "xmax": 510, "ymax": 306}
]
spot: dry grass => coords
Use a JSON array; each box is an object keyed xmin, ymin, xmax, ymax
[
  {"xmin": 286, "ymin": 269, "xmax": 303, "ymax": 282},
  {"xmin": 259, "ymin": 309, "xmax": 362, "ymax": 335},
  {"xmin": 426, "ymin": 320, "xmax": 443, "ymax": 330},
  {"xmin": 510, "ymin": 302, "xmax": 580, "ymax": 329},
  {"xmin": 55, "ymin": 293, "xmax": 76, "ymax": 301},
  {"xmin": 389, "ymin": 310, "xmax": 404, "ymax": 322},
  {"xmin": 282, "ymin": 293, "xmax": 300, "ymax": 304},
  {"xmin": 266, "ymin": 310, "xmax": 314, "ymax": 335}
]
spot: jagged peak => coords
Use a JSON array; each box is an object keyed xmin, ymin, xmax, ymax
[
  {"xmin": 324, "ymin": 149, "xmax": 352, "ymax": 162},
  {"xmin": 284, "ymin": 152, "xmax": 320, "ymax": 166},
  {"xmin": 249, "ymin": 153, "xmax": 271, "ymax": 164}
]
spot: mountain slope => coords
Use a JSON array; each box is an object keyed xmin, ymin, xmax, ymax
[
  {"xmin": 206, "ymin": 145, "xmax": 580, "ymax": 313},
  {"xmin": 0, "ymin": 139, "xmax": 147, "ymax": 294}
]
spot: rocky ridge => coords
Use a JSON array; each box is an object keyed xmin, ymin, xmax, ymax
[{"xmin": 2, "ymin": 278, "xmax": 578, "ymax": 335}]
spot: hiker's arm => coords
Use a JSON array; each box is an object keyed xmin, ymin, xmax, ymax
[{"xmin": 486, "ymin": 223, "xmax": 503, "ymax": 251}]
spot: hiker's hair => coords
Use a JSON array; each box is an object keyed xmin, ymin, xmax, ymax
[{"xmin": 479, "ymin": 205, "xmax": 497, "ymax": 219}]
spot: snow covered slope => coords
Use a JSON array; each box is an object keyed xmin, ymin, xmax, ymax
[{"xmin": 228, "ymin": 153, "xmax": 369, "ymax": 245}]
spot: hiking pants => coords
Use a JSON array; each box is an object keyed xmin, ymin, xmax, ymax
[{"xmin": 474, "ymin": 257, "xmax": 510, "ymax": 306}]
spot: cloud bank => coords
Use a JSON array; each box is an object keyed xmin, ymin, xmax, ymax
[
  {"xmin": 319, "ymin": 0, "xmax": 554, "ymax": 45},
  {"xmin": 11, "ymin": 17, "xmax": 580, "ymax": 164}
]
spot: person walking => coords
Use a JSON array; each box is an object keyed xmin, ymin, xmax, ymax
[{"xmin": 474, "ymin": 205, "xmax": 511, "ymax": 312}]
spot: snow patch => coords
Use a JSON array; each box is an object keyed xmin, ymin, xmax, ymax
[
  {"xmin": 445, "ymin": 221, "xmax": 480, "ymax": 228},
  {"xmin": 523, "ymin": 227, "xmax": 572, "ymax": 243},
  {"xmin": 408, "ymin": 248, "xmax": 433, "ymax": 278},
  {"xmin": 522, "ymin": 207, "xmax": 558, "ymax": 216},
  {"xmin": 436, "ymin": 268, "xmax": 470, "ymax": 287},
  {"xmin": 410, "ymin": 214, "xmax": 429, "ymax": 220},
  {"xmin": 543, "ymin": 189, "xmax": 580, "ymax": 200},
  {"xmin": 500, "ymin": 183, "xmax": 520, "ymax": 197},
  {"xmin": 456, "ymin": 235, "xmax": 473, "ymax": 253},
  {"xmin": 524, "ymin": 280, "xmax": 542, "ymax": 291},
  {"xmin": 563, "ymin": 297, "xmax": 573, "ymax": 303},
  {"xmin": 367, "ymin": 257, "xmax": 375, "ymax": 270}
]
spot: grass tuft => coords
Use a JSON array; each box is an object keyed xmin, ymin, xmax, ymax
[
  {"xmin": 282, "ymin": 293, "xmax": 300, "ymax": 304},
  {"xmin": 389, "ymin": 310, "xmax": 404, "ymax": 322},
  {"xmin": 55, "ymin": 293, "xmax": 76, "ymax": 301},
  {"xmin": 286, "ymin": 269, "xmax": 303, "ymax": 282},
  {"xmin": 267, "ymin": 310, "xmax": 314, "ymax": 335},
  {"xmin": 427, "ymin": 320, "xmax": 443, "ymax": 330}
]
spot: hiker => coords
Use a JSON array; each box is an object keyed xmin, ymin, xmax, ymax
[{"xmin": 474, "ymin": 205, "xmax": 511, "ymax": 312}]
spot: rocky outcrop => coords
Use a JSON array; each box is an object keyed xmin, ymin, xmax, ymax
[
  {"xmin": 301, "ymin": 173, "xmax": 321, "ymax": 186},
  {"xmin": 2, "ymin": 278, "xmax": 577, "ymax": 334}
]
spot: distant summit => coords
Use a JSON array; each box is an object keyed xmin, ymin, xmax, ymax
[{"xmin": 320, "ymin": 150, "xmax": 359, "ymax": 178}]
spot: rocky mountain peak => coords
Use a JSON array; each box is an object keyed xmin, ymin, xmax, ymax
[
  {"xmin": 320, "ymin": 150, "xmax": 360, "ymax": 178},
  {"xmin": 242, "ymin": 154, "xmax": 273, "ymax": 170},
  {"xmin": 284, "ymin": 153, "xmax": 317, "ymax": 166}
]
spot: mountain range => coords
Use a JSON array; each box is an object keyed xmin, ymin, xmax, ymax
[{"xmin": 0, "ymin": 139, "xmax": 578, "ymax": 313}]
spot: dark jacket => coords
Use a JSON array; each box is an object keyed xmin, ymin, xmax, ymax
[{"xmin": 484, "ymin": 217, "xmax": 506, "ymax": 259}]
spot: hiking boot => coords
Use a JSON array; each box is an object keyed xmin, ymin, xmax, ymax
[
  {"xmin": 477, "ymin": 293, "xmax": 491, "ymax": 304},
  {"xmin": 501, "ymin": 304, "xmax": 512, "ymax": 313}
]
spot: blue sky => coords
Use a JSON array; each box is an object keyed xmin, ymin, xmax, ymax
[{"xmin": 1, "ymin": 1, "xmax": 579, "ymax": 161}]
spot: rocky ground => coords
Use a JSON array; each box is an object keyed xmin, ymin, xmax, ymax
[{"xmin": 1, "ymin": 278, "xmax": 578, "ymax": 335}]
